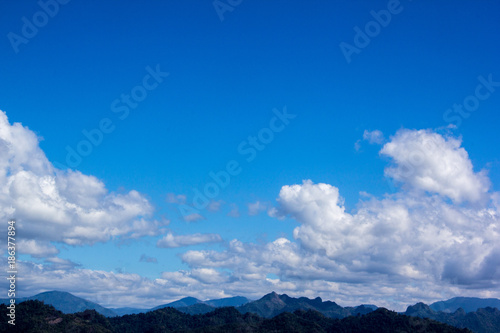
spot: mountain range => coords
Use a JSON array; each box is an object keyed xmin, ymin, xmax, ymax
[
  {"xmin": 430, "ymin": 297, "xmax": 500, "ymax": 313},
  {"xmin": 3, "ymin": 291, "xmax": 500, "ymax": 332},
  {"xmin": 1, "ymin": 300, "xmax": 471, "ymax": 333},
  {"xmin": 236, "ymin": 291, "xmax": 377, "ymax": 318},
  {"xmin": 0, "ymin": 291, "xmax": 250, "ymax": 317},
  {"xmin": 405, "ymin": 302, "xmax": 500, "ymax": 333}
]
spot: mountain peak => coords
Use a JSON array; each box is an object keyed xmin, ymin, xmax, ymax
[
  {"xmin": 405, "ymin": 302, "xmax": 435, "ymax": 317},
  {"xmin": 262, "ymin": 291, "xmax": 281, "ymax": 300},
  {"xmin": 0, "ymin": 290, "xmax": 118, "ymax": 317},
  {"xmin": 152, "ymin": 296, "xmax": 202, "ymax": 310}
]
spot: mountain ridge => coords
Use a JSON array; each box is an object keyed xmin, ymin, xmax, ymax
[
  {"xmin": 1, "ymin": 300, "xmax": 471, "ymax": 333},
  {"xmin": 4, "ymin": 289, "xmax": 500, "ymax": 332},
  {"xmin": 430, "ymin": 297, "xmax": 500, "ymax": 313}
]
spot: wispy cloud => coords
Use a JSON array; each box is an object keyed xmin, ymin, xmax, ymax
[
  {"xmin": 363, "ymin": 129, "xmax": 385, "ymax": 144},
  {"xmin": 156, "ymin": 232, "xmax": 223, "ymax": 248},
  {"xmin": 247, "ymin": 201, "xmax": 268, "ymax": 216},
  {"xmin": 227, "ymin": 204, "xmax": 240, "ymax": 218},
  {"xmin": 139, "ymin": 254, "xmax": 158, "ymax": 263},
  {"xmin": 166, "ymin": 193, "xmax": 187, "ymax": 204},
  {"xmin": 207, "ymin": 200, "xmax": 223, "ymax": 212}
]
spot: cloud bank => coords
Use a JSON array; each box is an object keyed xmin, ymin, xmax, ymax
[{"xmin": 2, "ymin": 111, "xmax": 498, "ymax": 311}]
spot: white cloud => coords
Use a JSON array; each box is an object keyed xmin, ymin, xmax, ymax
[
  {"xmin": 190, "ymin": 268, "xmax": 228, "ymax": 284},
  {"xmin": 276, "ymin": 180, "xmax": 498, "ymax": 286},
  {"xmin": 17, "ymin": 239, "xmax": 59, "ymax": 258},
  {"xmin": 0, "ymin": 110, "xmax": 162, "ymax": 253},
  {"xmin": 380, "ymin": 129, "xmax": 490, "ymax": 203},
  {"xmin": 156, "ymin": 232, "xmax": 222, "ymax": 248},
  {"xmin": 363, "ymin": 129, "xmax": 385, "ymax": 144}
]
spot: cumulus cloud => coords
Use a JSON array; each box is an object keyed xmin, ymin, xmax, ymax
[
  {"xmin": 274, "ymin": 180, "xmax": 498, "ymax": 285},
  {"xmin": 380, "ymin": 129, "xmax": 490, "ymax": 203},
  {"xmin": 156, "ymin": 232, "xmax": 223, "ymax": 248},
  {"xmin": 0, "ymin": 110, "xmax": 162, "ymax": 253},
  {"xmin": 17, "ymin": 239, "xmax": 59, "ymax": 258}
]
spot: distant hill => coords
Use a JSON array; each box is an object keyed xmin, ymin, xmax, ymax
[
  {"xmin": 1, "ymin": 300, "xmax": 469, "ymax": 333},
  {"xmin": 430, "ymin": 297, "xmax": 500, "ymax": 313},
  {"xmin": 405, "ymin": 302, "xmax": 500, "ymax": 333},
  {"xmin": 151, "ymin": 295, "xmax": 250, "ymax": 314},
  {"xmin": 0, "ymin": 291, "xmax": 117, "ymax": 317},
  {"xmin": 151, "ymin": 296, "xmax": 202, "ymax": 310},
  {"xmin": 236, "ymin": 291, "xmax": 374, "ymax": 318}
]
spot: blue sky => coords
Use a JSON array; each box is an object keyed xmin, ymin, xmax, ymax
[{"xmin": 1, "ymin": 0, "xmax": 500, "ymax": 310}]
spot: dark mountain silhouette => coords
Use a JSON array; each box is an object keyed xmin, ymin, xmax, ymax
[
  {"xmin": 1, "ymin": 300, "xmax": 470, "ymax": 333},
  {"xmin": 0, "ymin": 290, "xmax": 117, "ymax": 317},
  {"xmin": 430, "ymin": 297, "xmax": 500, "ymax": 313},
  {"xmin": 0, "ymin": 300, "xmax": 114, "ymax": 332}
]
